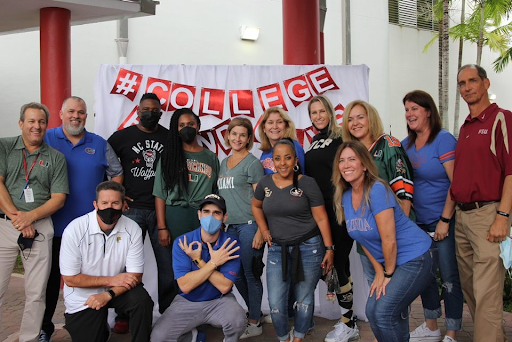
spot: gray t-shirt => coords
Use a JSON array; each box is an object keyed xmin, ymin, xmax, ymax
[
  {"xmin": 254, "ymin": 174, "xmax": 324, "ymax": 242},
  {"xmin": 218, "ymin": 153, "xmax": 264, "ymax": 224}
]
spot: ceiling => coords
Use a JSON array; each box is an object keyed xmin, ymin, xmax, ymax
[{"xmin": 0, "ymin": 0, "xmax": 157, "ymax": 35}]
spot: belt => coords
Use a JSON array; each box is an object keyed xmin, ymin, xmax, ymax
[
  {"xmin": 0, "ymin": 213, "xmax": 11, "ymax": 221},
  {"xmin": 457, "ymin": 201, "xmax": 496, "ymax": 211}
]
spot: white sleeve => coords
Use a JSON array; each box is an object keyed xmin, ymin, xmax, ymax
[
  {"xmin": 125, "ymin": 219, "xmax": 144, "ymax": 273},
  {"xmin": 59, "ymin": 220, "xmax": 83, "ymax": 276}
]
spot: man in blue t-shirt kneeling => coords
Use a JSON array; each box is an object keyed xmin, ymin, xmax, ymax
[{"xmin": 151, "ymin": 194, "xmax": 246, "ymax": 342}]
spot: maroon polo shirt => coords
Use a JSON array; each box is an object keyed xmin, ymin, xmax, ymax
[{"xmin": 451, "ymin": 103, "xmax": 512, "ymax": 203}]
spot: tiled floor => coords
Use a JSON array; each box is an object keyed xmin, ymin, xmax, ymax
[{"xmin": 2, "ymin": 274, "xmax": 512, "ymax": 341}]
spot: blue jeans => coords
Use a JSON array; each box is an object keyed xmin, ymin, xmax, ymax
[
  {"xmin": 267, "ymin": 235, "xmax": 324, "ymax": 341},
  {"xmin": 124, "ymin": 207, "xmax": 174, "ymax": 313},
  {"xmin": 227, "ymin": 223, "xmax": 264, "ymax": 322},
  {"xmin": 365, "ymin": 248, "xmax": 438, "ymax": 342},
  {"xmin": 418, "ymin": 219, "xmax": 463, "ymax": 331}
]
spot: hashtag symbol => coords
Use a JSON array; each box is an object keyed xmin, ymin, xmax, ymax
[{"xmin": 116, "ymin": 73, "xmax": 138, "ymax": 95}]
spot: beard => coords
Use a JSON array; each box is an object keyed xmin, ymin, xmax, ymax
[{"xmin": 64, "ymin": 122, "xmax": 85, "ymax": 136}]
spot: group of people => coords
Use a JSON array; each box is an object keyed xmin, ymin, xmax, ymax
[{"xmin": 0, "ymin": 63, "xmax": 510, "ymax": 342}]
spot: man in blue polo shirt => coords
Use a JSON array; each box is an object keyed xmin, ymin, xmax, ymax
[
  {"xmin": 151, "ymin": 194, "xmax": 246, "ymax": 342},
  {"xmin": 41, "ymin": 96, "xmax": 123, "ymax": 342}
]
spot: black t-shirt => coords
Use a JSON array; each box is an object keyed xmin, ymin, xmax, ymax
[
  {"xmin": 305, "ymin": 132, "xmax": 343, "ymax": 202},
  {"xmin": 108, "ymin": 125, "xmax": 168, "ymax": 209}
]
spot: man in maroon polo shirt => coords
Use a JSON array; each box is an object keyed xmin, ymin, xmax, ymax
[{"xmin": 451, "ymin": 64, "xmax": 512, "ymax": 342}]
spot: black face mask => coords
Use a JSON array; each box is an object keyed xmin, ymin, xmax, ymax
[
  {"xmin": 179, "ymin": 126, "xmax": 197, "ymax": 144},
  {"xmin": 139, "ymin": 111, "xmax": 161, "ymax": 129},
  {"xmin": 97, "ymin": 207, "xmax": 122, "ymax": 225}
]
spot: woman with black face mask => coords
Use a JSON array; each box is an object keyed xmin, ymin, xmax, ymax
[{"xmin": 152, "ymin": 108, "xmax": 220, "ymax": 311}]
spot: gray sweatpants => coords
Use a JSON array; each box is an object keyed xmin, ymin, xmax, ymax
[{"xmin": 151, "ymin": 293, "xmax": 246, "ymax": 342}]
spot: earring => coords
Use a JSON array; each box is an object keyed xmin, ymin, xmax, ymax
[{"xmin": 293, "ymin": 164, "xmax": 299, "ymax": 172}]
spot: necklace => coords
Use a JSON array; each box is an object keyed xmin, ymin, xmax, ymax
[{"xmin": 274, "ymin": 174, "xmax": 292, "ymax": 189}]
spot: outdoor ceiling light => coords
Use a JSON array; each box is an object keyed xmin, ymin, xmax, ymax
[{"xmin": 240, "ymin": 25, "xmax": 260, "ymax": 41}]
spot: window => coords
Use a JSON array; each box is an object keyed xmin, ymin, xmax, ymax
[{"xmin": 389, "ymin": 0, "xmax": 438, "ymax": 31}]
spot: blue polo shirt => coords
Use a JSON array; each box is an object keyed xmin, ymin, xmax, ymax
[
  {"xmin": 45, "ymin": 127, "xmax": 122, "ymax": 236},
  {"xmin": 173, "ymin": 227, "xmax": 240, "ymax": 302}
]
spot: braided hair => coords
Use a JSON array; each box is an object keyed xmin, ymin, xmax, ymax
[{"xmin": 161, "ymin": 108, "xmax": 201, "ymax": 195}]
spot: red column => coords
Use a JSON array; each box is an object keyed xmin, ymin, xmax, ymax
[
  {"xmin": 282, "ymin": 0, "xmax": 321, "ymax": 65},
  {"xmin": 320, "ymin": 31, "xmax": 325, "ymax": 64},
  {"xmin": 40, "ymin": 7, "xmax": 71, "ymax": 128}
]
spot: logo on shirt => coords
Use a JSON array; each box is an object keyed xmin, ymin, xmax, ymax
[
  {"xmin": 395, "ymin": 159, "xmax": 407, "ymax": 175},
  {"xmin": 478, "ymin": 129, "xmax": 488, "ymax": 135},
  {"xmin": 307, "ymin": 138, "xmax": 333, "ymax": 151},
  {"xmin": 217, "ymin": 176, "xmax": 234, "ymax": 190},
  {"xmin": 39, "ymin": 160, "xmax": 49, "ymax": 168},
  {"xmin": 264, "ymin": 187, "xmax": 272, "ymax": 197},
  {"xmin": 261, "ymin": 158, "xmax": 276, "ymax": 173},
  {"xmin": 187, "ymin": 159, "xmax": 213, "ymax": 179},
  {"xmin": 290, "ymin": 187, "xmax": 303, "ymax": 197},
  {"xmin": 346, "ymin": 217, "xmax": 373, "ymax": 232},
  {"xmin": 142, "ymin": 149, "xmax": 156, "ymax": 168},
  {"xmin": 373, "ymin": 150, "xmax": 383, "ymax": 158},
  {"xmin": 85, "ymin": 148, "xmax": 96, "ymax": 155}
]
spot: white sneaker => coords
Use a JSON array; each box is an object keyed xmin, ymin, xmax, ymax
[
  {"xmin": 409, "ymin": 322, "xmax": 441, "ymax": 341},
  {"xmin": 239, "ymin": 322, "xmax": 263, "ymax": 339},
  {"xmin": 324, "ymin": 321, "xmax": 360, "ymax": 342},
  {"xmin": 442, "ymin": 337, "xmax": 457, "ymax": 342}
]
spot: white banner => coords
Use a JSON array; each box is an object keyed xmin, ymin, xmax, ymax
[
  {"xmin": 94, "ymin": 64, "xmax": 370, "ymax": 322},
  {"xmin": 94, "ymin": 64, "xmax": 369, "ymax": 158}
]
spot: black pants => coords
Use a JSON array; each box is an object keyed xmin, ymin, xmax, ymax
[
  {"xmin": 65, "ymin": 284, "xmax": 154, "ymax": 342},
  {"xmin": 41, "ymin": 237, "xmax": 61, "ymax": 336}
]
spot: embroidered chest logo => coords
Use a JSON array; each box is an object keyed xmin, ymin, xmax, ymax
[
  {"xmin": 478, "ymin": 129, "xmax": 488, "ymax": 135},
  {"xmin": 290, "ymin": 187, "xmax": 303, "ymax": 197},
  {"xmin": 264, "ymin": 187, "xmax": 272, "ymax": 197},
  {"xmin": 85, "ymin": 148, "xmax": 96, "ymax": 155},
  {"xmin": 39, "ymin": 160, "xmax": 50, "ymax": 168}
]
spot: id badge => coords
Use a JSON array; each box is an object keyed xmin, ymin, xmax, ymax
[{"xmin": 24, "ymin": 187, "xmax": 34, "ymax": 203}]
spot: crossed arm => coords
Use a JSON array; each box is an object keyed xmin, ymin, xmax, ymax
[
  {"xmin": 0, "ymin": 175, "xmax": 66, "ymax": 237},
  {"xmin": 62, "ymin": 272, "xmax": 142, "ymax": 310},
  {"xmin": 176, "ymin": 236, "xmax": 239, "ymax": 295}
]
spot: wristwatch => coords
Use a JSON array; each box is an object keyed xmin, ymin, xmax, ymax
[
  {"xmin": 325, "ymin": 245, "xmax": 335, "ymax": 251},
  {"xmin": 107, "ymin": 289, "xmax": 116, "ymax": 299},
  {"xmin": 193, "ymin": 258, "xmax": 203, "ymax": 266}
]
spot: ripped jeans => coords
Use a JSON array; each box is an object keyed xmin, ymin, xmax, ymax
[
  {"xmin": 266, "ymin": 235, "xmax": 324, "ymax": 341},
  {"xmin": 418, "ymin": 219, "xmax": 463, "ymax": 331}
]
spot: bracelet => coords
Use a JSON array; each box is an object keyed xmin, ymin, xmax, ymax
[
  {"xmin": 209, "ymin": 261, "xmax": 218, "ymax": 268},
  {"xmin": 384, "ymin": 270, "xmax": 394, "ymax": 278},
  {"xmin": 497, "ymin": 211, "xmax": 510, "ymax": 218},
  {"xmin": 158, "ymin": 228, "xmax": 168, "ymax": 231},
  {"xmin": 439, "ymin": 216, "xmax": 451, "ymax": 223},
  {"xmin": 107, "ymin": 289, "xmax": 116, "ymax": 299}
]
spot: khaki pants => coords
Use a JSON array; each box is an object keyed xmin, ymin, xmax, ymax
[
  {"xmin": 0, "ymin": 217, "xmax": 53, "ymax": 342},
  {"xmin": 455, "ymin": 202, "xmax": 509, "ymax": 342}
]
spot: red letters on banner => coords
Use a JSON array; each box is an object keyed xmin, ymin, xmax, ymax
[
  {"xmin": 146, "ymin": 77, "xmax": 172, "ymax": 111},
  {"xmin": 306, "ymin": 67, "xmax": 340, "ymax": 94},
  {"xmin": 198, "ymin": 119, "xmax": 232, "ymax": 155},
  {"xmin": 168, "ymin": 83, "xmax": 196, "ymax": 111},
  {"xmin": 110, "ymin": 68, "xmax": 143, "ymax": 101},
  {"xmin": 117, "ymin": 106, "xmax": 139, "ymax": 130},
  {"xmin": 283, "ymin": 75, "xmax": 313, "ymax": 107},
  {"xmin": 199, "ymin": 88, "xmax": 225, "ymax": 119},
  {"xmin": 257, "ymin": 83, "xmax": 288, "ymax": 111},
  {"xmin": 296, "ymin": 126, "xmax": 317, "ymax": 146},
  {"xmin": 334, "ymin": 103, "xmax": 345, "ymax": 124},
  {"xmin": 229, "ymin": 90, "xmax": 254, "ymax": 118}
]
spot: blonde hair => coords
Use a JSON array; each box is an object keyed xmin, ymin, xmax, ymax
[
  {"xmin": 258, "ymin": 107, "xmax": 297, "ymax": 151},
  {"xmin": 332, "ymin": 141, "xmax": 386, "ymax": 224},
  {"xmin": 341, "ymin": 100, "xmax": 384, "ymax": 143},
  {"xmin": 224, "ymin": 117, "xmax": 254, "ymax": 150},
  {"xmin": 308, "ymin": 95, "xmax": 343, "ymax": 140}
]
